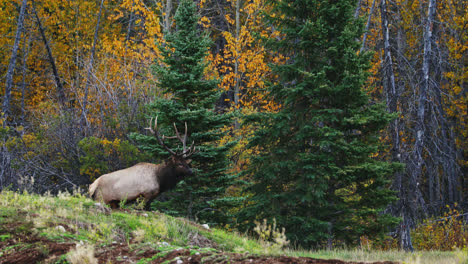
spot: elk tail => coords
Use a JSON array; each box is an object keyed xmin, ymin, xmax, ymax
[{"xmin": 89, "ymin": 179, "xmax": 99, "ymax": 199}]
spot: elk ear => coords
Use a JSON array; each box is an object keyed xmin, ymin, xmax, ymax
[{"xmin": 186, "ymin": 159, "xmax": 192, "ymax": 164}]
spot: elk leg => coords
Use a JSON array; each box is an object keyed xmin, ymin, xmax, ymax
[
  {"xmin": 144, "ymin": 197, "xmax": 156, "ymax": 211},
  {"xmin": 109, "ymin": 200, "xmax": 120, "ymax": 209}
]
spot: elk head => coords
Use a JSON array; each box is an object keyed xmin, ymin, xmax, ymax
[{"xmin": 145, "ymin": 116, "xmax": 196, "ymax": 181}]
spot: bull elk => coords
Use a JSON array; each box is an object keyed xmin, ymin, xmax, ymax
[{"xmin": 89, "ymin": 117, "xmax": 196, "ymax": 209}]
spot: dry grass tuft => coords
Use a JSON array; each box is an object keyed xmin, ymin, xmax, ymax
[{"xmin": 66, "ymin": 243, "xmax": 98, "ymax": 264}]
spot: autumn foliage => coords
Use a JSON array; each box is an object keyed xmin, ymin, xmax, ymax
[
  {"xmin": 363, "ymin": 205, "xmax": 467, "ymax": 251},
  {"xmin": 411, "ymin": 206, "xmax": 467, "ymax": 251},
  {"xmin": 0, "ymin": 0, "xmax": 466, "ymax": 251}
]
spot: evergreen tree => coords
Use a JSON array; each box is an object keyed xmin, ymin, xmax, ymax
[
  {"xmin": 239, "ymin": 0, "xmax": 400, "ymax": 247},
  {"xmin": 132, "ymin": 0, "xmax": 235, "ymax": 225}
]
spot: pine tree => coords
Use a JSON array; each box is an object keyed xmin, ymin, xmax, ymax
[
  {"xmin": 239, "ymin": 0, "xmax": 400, "ymax": 247},
  {"xmin": 132, "ymin": 0, "xmax": 235, "ymax": 225}
]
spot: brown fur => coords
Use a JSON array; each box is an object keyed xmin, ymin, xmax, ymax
[{"xmin": 89, "ymin": 158, "xmax": 192, "ymax": 208}]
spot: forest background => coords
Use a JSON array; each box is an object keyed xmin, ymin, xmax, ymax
[{"xmin": 0, "ymin": 0, "xmax": 466, "ymax": 252}]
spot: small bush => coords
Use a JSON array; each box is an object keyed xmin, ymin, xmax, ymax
[
  {"xmin": 254, "ymin": 218, "xmax": 290, "ymax": 250},
  {"xmin": 66, "ymin": 244, "xmax": 98, "ymax": 264},
  {"xmin": 364, "ymin": 205, "xmax": 467, "ymax": 251},
  {"xmin": 79, "ymin": 136, "xmax": 149, "ymax": 180},
  {"xmin": 412, "ymin": 205, "xmax": 467, "ymax": 251}
]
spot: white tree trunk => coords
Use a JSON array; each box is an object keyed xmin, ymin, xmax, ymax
[{"xmin": 3, "ymin": 0, "xmax": 28, "ymax": 124}]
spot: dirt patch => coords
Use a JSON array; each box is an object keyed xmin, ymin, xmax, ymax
[
  {"xmin": 2, "ymin": 248, "xmax": 47, "ymax": 264},
  {"xmin": 94, "ymin": 242, "xmax": 159, "ymax": 263},
  {"xmin": 0, "ymin": 224, "xmax": 74, "ymax": 264},
  {"xmin": 130, "ymin": 248, "xmax": 400, "ymax": 264}
]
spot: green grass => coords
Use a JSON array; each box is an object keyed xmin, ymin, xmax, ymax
[
  {"xmin": 283, "ymin": 248, "xmax": 467, "ymax": 264},
  {"xmin": 0, "ymin": 189, "xmax": 466, "ymax": 264}
]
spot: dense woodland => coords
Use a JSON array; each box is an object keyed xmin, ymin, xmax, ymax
[{"xmin": 0, "ymin": 0, "xmax": 466, "ymax": 251}]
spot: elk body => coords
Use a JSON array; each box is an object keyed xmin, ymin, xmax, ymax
[{"xmin": 89, "ymin": 117, "xmax": 196, "ymax": 208}]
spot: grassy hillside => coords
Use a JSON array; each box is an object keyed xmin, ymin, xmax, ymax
[{"xmin": 0, "ymin": 190, "xmax": 466, "ymax": 264}]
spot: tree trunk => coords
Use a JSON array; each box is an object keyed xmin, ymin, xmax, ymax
[
  {"xmin": 164, "ymin": 0, "xmax": 173, "ymax": 33},
  {"xmin": 327, "ymin": 222, "xmax": 333, "ymax": 250},
  {"xmin": 400, "ymin": 212, "xmax": 414, "ymax": 252},
  {"xmin": 0, "ymin": 144, "xmax": 12, "ymax": 190},
  {"xmin": 32, "ymin": 0, "xmax": 67, "ymax": 107},
  {"xmin": 409, "ymin": 0, "xmax": 436, "ymax": 218},
  {"xmin": 354, "ymin": 0, "xmax": 362, "ymax": 19},
  {"xmin": 360, "ymin": 0, "xmax": 376, "ymax": 53},
  {"xmin": 3, "ymin": 0, "xmax": 28, "ymax": 124},
  {"xmin": 20, "ymin": 29, "xmax": 32, "ymax": 126},
  {"xmin": 381, "ymin": 0, "xmax": 413, "ymax": 251},
  {"xmin": 433, "ymin": 75, "xmax": 460, "ymax": 206},
  {"xmin": 122, "ymin": 0, "xmax": 135, "ymax": 96},
  {"xmin": 82, "ymin": 0, "xmax": 105, "ymax": 132},
  {"xmin": 233, "ymin": 0, "xmax": 241, "ymax": 129}
]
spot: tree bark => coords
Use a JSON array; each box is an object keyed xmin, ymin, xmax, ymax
[
  {"xmin": 3, "ymin": 0, "xmax": 28, "ymax": 124},
  {"xmin": 164, "ymin": 0, "xmax": 173, "ymax": 33},
  {"xmin": 32, "ymin": 0, "xmax": 67, "ymax": 107},
  {"xmin": 82, "ymin": 0, "xmax": 105, "ymax": 132},
  {"xmin": 0, "ymin": 144, "xmax": 12, "ymax": 190},
  {"xmin": 400, "ymin": 213, "xmax": 414, "ymax": 252},
  {"xmin": 360, "ymin": 0, "xmax": 376, "ymax": 53},
  {"xmin": 381, "ymin": 0, "xmax": 399, "ymax": 184},
  {"xmin": 20, "ymin": 29, "xmax": 32, "ymax": 126},
  {"xmin": 233, "ymin": 0, "xmax": 241, "ymax": 129},
  {"xmin": 381, "ymin": 0, "xmax": 413, "ymax": 252},
  {"xmin": 409, "ymin": 0, "xmax": 436, "ymax": 218},
  {"xmin": 433, "ymin": 75, "xmax": 460, "ymax": 206}
]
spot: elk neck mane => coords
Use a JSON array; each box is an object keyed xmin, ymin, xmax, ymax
[{"xmin": 157, "ymin": 160, "xmax": 182, "ymax": 193}]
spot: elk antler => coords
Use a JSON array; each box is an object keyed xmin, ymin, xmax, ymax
[
  {"xmin": 172, "ymin": 122, "xmax": 196, "ymax": 158},
  {"xmin": 145, "ymin": 116, "xmax": 196, "ymax": 158}
]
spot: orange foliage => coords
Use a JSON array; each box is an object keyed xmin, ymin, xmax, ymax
[
  {"xmin": 362, "ymin": 205, "xmax": 468, "ymax": 251},
  {"xmin": 206, "ymin": 0, "xmax": 281, "ymax": 113},
  {"xmin": 411, "ymin": 205, "xmax": 468, "ymax": 251},
  {"xmin": 438, "ymin": 0, "xmax": 467, "ymax": 167},
  {"xmin": 0, "ymin": 0, "xmax": 163, "ymax": 136}
]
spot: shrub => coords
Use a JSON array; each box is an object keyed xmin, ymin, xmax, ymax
[
  {"xmin": 412, "ymin": 205, "xmax": 467, "ymax": 251},
  {"xmin": 364, "ymin": 205, "xmax": 467, "ymax": 251},
  {"xmin": 254, "ymin": 218, "xmax": 290, "ymax": 250},
  {"xmin": 78, "ymin": 136, "xmax": 149, "ymax": 180}
]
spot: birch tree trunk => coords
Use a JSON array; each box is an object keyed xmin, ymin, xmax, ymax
[
  {"xmin": 233, "ymin": 0, "xmax": 241, "ymax": 129},
  {"xmin": 409, "ymin": 0, "xmax": 436, "ymax": 218},
  {"xmin": 164, "ymin": 0, "xmax": 173, "ymax": 33},
  {"xmin": 3, "ymin": 0, "xmax": 28, "ymax": 124},
  {"xmin": 32, "ymin": 0, "xmax": 67, "ymax": 107},
  {"xmin": 381, "ymin": 0, "xmax": 413, "ymax": 252},
  {"xmin": 360, "ymin": 0, "xmax": 376, "ymax": 53},
  {"xmin": 20, "ymin": 29, "xmax": 32, "ymax": 126},
  {"xmin": 354, "ymin": 0, "xmax": 362, "ymax": 19}
]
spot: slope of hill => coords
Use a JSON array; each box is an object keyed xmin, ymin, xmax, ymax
[{"xmin": 0, "ymin": 190, "xmax": 464, "ymax": 264}]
